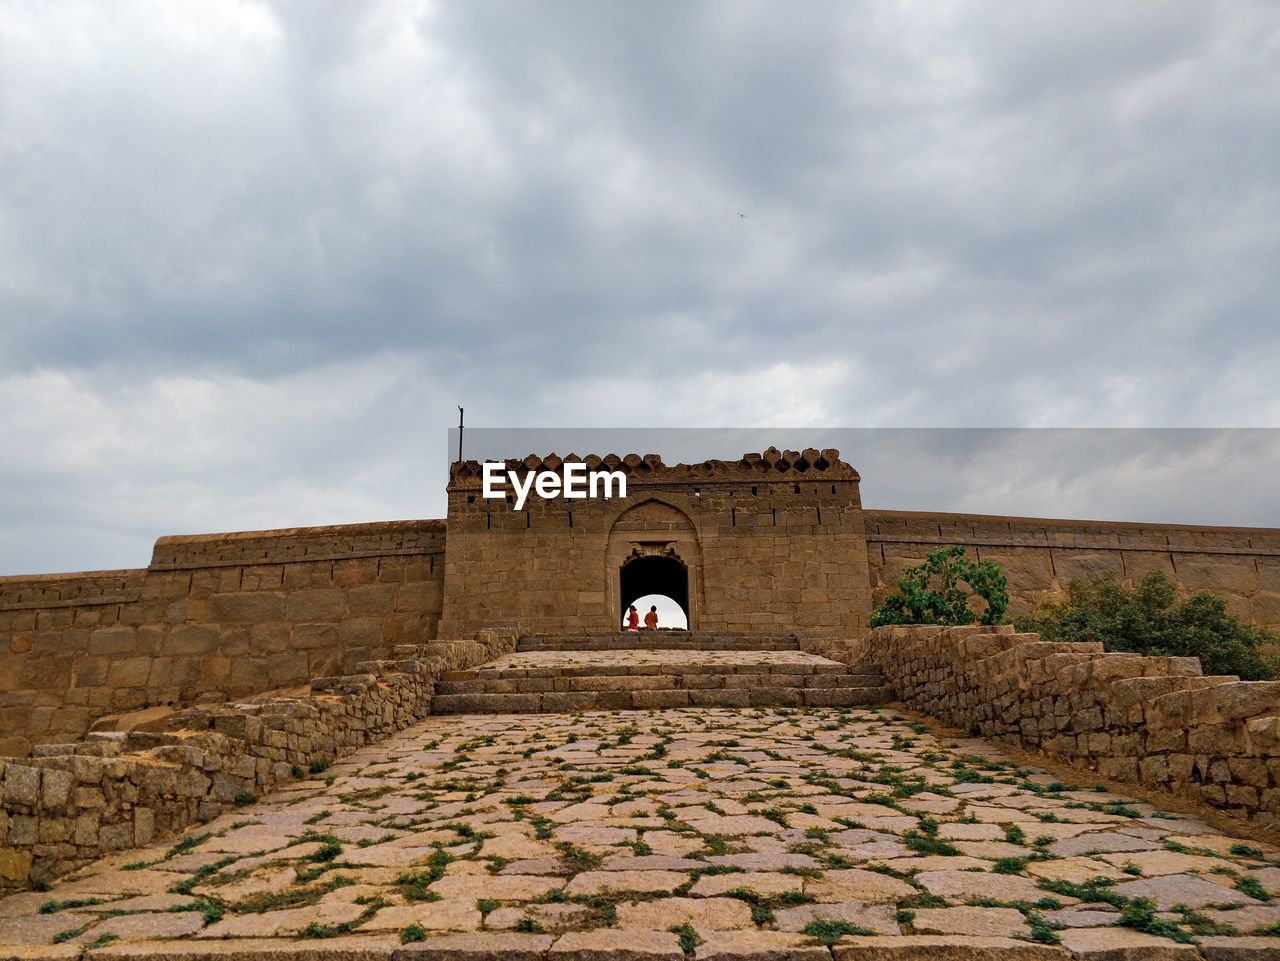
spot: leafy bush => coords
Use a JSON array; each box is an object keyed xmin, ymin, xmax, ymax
[
  {"xmin": 1016, "ymin": 571, "xmax": 1278, "ymax": 680},
  {"xmin": 871, "ymin": 546, "xmax": 1009, "ymax": 628}
]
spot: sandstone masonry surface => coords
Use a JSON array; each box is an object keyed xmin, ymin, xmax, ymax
[{"xmin": 2, "ymin": 704, "xmax": 1277, "ymax": 960}]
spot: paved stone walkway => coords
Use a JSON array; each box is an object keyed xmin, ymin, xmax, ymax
[{"xmin": 3, "ymin": 705, "xmax": 1279, "ymax": 959}]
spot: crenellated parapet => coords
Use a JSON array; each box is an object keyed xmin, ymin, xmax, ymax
[{"xmin": 448, "ymin": 447, "xmax": 860, "ymax": 488}]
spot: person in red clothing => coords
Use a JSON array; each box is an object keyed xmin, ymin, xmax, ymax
[
  {"xmin": 625, "ymin": 605, "xmax": 640, "ymax": 630},
  {"xmin": 644, "ymin": 605, "xmax": 659, "ymax": 630}
]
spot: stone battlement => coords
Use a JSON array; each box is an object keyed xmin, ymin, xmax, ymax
[{"xmin": 449, "ymin": 447, "xmax": 860, "ymax": 484}]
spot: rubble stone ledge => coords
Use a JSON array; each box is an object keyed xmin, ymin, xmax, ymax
[{"xmin": 0, "ymin": 627, "xmax": 520, "ymax": 888}]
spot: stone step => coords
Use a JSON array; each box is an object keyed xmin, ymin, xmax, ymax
[
  {"xmin": 435, "ymin": 671, "xmax": 887, "ymax": 696},
  {"xmin": 431, "ymin": 685, "xmax": 891, "ymax": 714},
  {"xmin": 430, "ymin": 644, "xmax": 890, "ymax": 714},
  {"xmin": 516, "ymin": 631, "xmax": 801, "ymax": 652},
  {"xmin": 462, "ymin": 662, "xmax": 873, "ymax": 680}
]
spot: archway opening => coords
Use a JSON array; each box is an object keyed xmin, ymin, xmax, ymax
[
  {"xmin": 620, "ymin": 555, "xmax": 689, "ymax": 630},
  {"xmin": 628, "ymin": 593, "xmax": 688, "ymax": 631}
]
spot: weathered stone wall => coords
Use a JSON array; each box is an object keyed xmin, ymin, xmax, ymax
[
  {"xmin": 853, "ymin": 624, "xmax": 1280, "ymax": 828},
  {"xmin": 0, "ymin": 520, "xmax": 445, "ymax": 755},
  {"xmin": 10, "ymin": 457, "xmax": 1280, "ymax": 761},
  {"xmin": 0, "ymin": 626, "xmax": 517, "ymax": 888},
  {"xmin": 439, "ymin": 450, "xmax": 874, "ymax": 639},
  {"xmin": 864, "ymin": 509, "xmax": 1280, "ymax": 630}
]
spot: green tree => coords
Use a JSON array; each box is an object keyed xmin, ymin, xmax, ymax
[
  {"xmin": 1015, "ymin": 571, "xmax": 1278, "ymax": 680},
  {"xmin": 870, "ymin": 545, "xmax": 1008, "ymax": 628}
]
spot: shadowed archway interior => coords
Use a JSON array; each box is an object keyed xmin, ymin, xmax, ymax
[{"xmin": 619, "ymin": 555, "xmax": 689, "ymax": 625}]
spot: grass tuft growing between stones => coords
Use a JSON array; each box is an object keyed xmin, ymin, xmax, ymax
[
  {"xmin": 902, "ymin": 832, "xmax": 962, "ymax": 857},
  {"xmin": 395, "ymin": 849, "xmax": 451, "ymax": 902},
  {"xmin": 724, "ymin": 886, "xmax": 813, "ymax": 925},
  {"xmin": 992, "ymin": 857, "xmax": 1029, "ymax": 875},
  {"xmin": 556, "ymin": 842, "xmax": 603, "ymax": 873},
  {"xmin": 1036, "ymin": 877, "xmax": 1127, "ymax": 908},
  {"xmin": 39, "ymin": 897, "xmax": 108, "ymax": 914},
  {"xmin": 802, "ymin": 918, "xmax": 877, "ymax": 943},
  {"xmin": 1177, "ymin": 907, "xmax": 1239, "ymax": 936},
  {"xmin": 1119, "ymin": 897, "xmax": 1194, "ymax": 943},
  {"xmin": 670, "ymin": 922, "xmax": 703, "ymax": 951},
  {"xmin": 1235, "ymin": 875, "xmax": 1272, "ymax": 902},
  {"xmin": 1230, "ymin": 843, "xmax": 1265, "ymax": 859},
  {"xmin": 1023, "ymin": 914, "xmax": 1063, "ymax": 945}
]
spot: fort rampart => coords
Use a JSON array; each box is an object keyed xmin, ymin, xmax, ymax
[
  {"xmin": 0, "ymin": 520, "xmax": 446, "ymax": 756},
  {"xmin": 5, "ymin": 451, "xmax": 1280, "ymax": 756},
  {"xmin": 865, "ymin": 509, "xmax": 1280, "ymax": 627}
]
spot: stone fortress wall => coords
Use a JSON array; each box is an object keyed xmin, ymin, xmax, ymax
[
  {"xmin": 865, "ymin": 509, "xmax": 1280, "ymax": 627},
  {"xmin": 0, "ymin": 521, "xmax": 446, "ymax": 756},
  {"xmin": 5, "ymin": 450, "xmax": 1280, "ymax": 755}
]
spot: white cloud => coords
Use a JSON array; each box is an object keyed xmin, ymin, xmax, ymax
[{"xmin": 2, "ymin": 1, "xmax": 1280, "ymax": 573}]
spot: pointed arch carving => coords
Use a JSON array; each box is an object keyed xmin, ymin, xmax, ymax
[{"xmin": 606, "ymin": 498, "xmax": 703, "ymax": 629}]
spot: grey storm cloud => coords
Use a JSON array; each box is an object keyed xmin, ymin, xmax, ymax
[{"xmin": 1, "ymin": 1, "xmax": 1279, "ymax": 575}]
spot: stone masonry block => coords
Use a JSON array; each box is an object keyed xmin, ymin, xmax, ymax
[
  {"xmin": 40, "ymin": 769, "xmax": 74, "ymax": 811},
  {"xmin": 87, "ymin": 627, "xmax": 137, "ymax": 656},
  {"xmin": 631, "ymin": 690, "xmax": 691, "ymax": 709},
  {"xmin": 1051, "ymin": 551, "xmax": 1124, "ymax": 585},
  {"xmin": 287, "ymin": 588, "xmax": 346, "ymax": 621},
  {"xmin": 207, "ymin": 592, "xmax": 285, "ymax": 623},
  {"xmin": 293, "ymin": 623, "xmax": 340, "ymax": 650},
  {"xmin": 3, "ymin": 765, "xmax": 40, "ymax": 807},
  {"xmin": 347, "ymin": 583, "xmax": 397, "ymax": 614},
  {"xmin": 163, "ymin": 625, "xmax": 219, "ymax": 656},
  {"xmin": 99, "ymin": 820, "xmax": 133, "ymax": 850},
  {"xmin": 1214, "ymin": 681, "xmax": 1280, "ymax": 720},
  {"xmin": 396, "ymin": 581, "xmax": 441, "ymax": 612},
  {"xmin": 1178, "ymin": 557, "xmax": 1258, "ymax": 593}
]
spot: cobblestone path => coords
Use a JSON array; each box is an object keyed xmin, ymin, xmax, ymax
[{"xmin": 3, "ymin": 705, "xmax": 1279, "ymax": 959}]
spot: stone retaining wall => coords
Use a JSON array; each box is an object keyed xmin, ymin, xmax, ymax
[
  {"xmin": 0, "ymin": 626, "xmax": 517, "ymax": 889},
  {"xmin": 0, "ymin": 520, "xmax": 446, "ymax": 755},
  {"xmin": 853, "ymin": 624, "xmax": 1280, "ymax": 828}
]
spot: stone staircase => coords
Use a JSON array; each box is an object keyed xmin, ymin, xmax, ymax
[
  {"xmin": 515, "ymin": 630, "xmax": 801, "ymax": 652},
  {"xmin": 426, "ymin": 630, "xmax": 889, "ymax": 714}
]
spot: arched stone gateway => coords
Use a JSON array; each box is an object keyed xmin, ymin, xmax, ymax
[
  {"xmin": 439, "ymin": 449, "xmax": 873, "ymax": 637},
  {"xmin": 619, "ymin": 553, "xmax": 688, "ymax": 625},
  {"xmin": 606, "ymin": 499, "xmax": 702, "ymax": 628}
]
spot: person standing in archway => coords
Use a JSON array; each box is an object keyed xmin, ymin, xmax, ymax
[
  {"xmin": 644, "ymin": 605, "xmax": 659, "ymax": 630},
  {"xmin": 625, "ymin": 605, "xmax": 640, "ymax": 630}
]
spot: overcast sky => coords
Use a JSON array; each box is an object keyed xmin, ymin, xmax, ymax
[{"xmin": 3, "ymin": 2, "xmax": 1280, "ymax": 576}]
